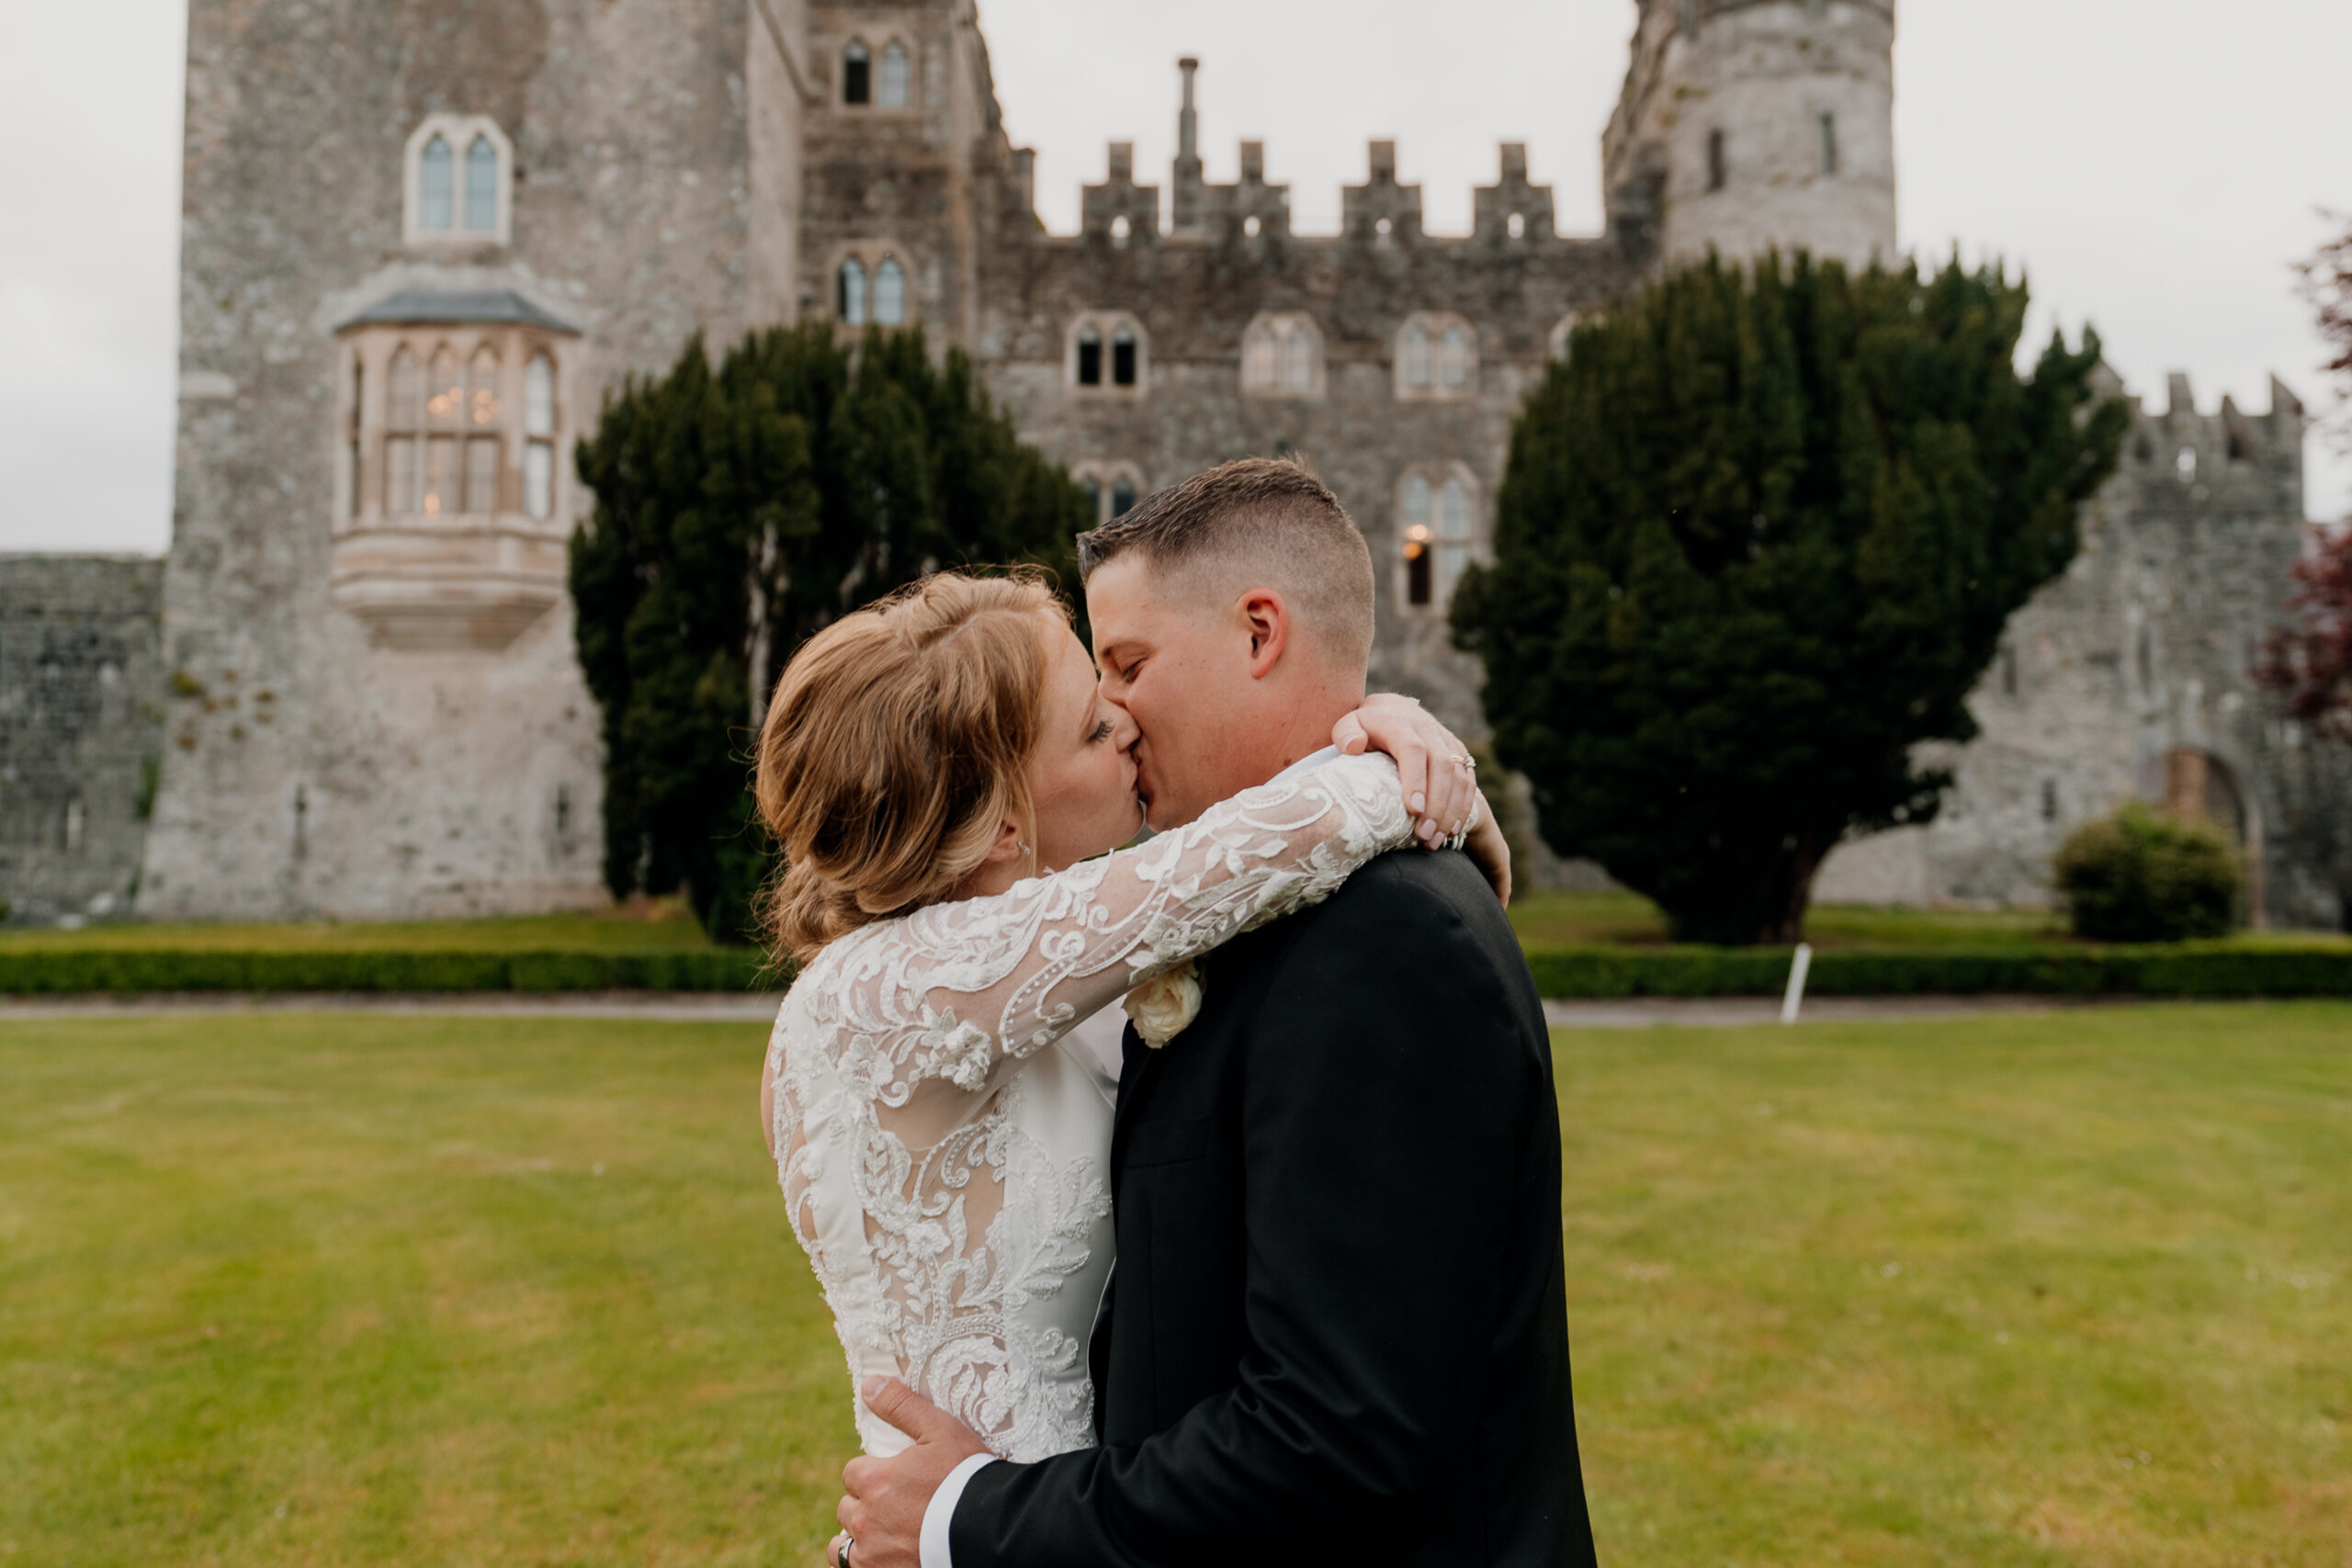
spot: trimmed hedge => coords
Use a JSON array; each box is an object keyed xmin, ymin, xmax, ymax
[
  {"xmin": 0, "ymin": 948, "xmax": 773, "ymax": 996},
  {"xmin": 4, "ymin": 942, "xmax": 2346, "ymax": 999},
  {"xmin": 1521, "ymin": 944, "xmax": 2352, "ymax": 999}
]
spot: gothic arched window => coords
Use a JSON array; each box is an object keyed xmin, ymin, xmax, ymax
[
  {"xmin": 424, "ymin": 348, "xmax": 462, "ymax": 515},
  {"xmin": 386, "ymin": 348, "xmax": 422, "ymax": 513},
  {"xmin": 1438, "ymin": 474, "xmax": 1473, "ymax": 591},
  {"xmin": 419, "ymin": 136, "xmax": 454, "ymax": 231},
  {"xmin": 465, "ymin": 136, "xmax": 498, "ymax": 231},
  {"xmin": 1068, "ymin": 312, "xmax": 1147, "ymax": 396},
  {"xmin": 464, "ymin": 346, "xmax": 502, "ymax": 512},
  {"xmin": 1396, "ymin": 466, "xmax": 1480, "ymax": 610},
  {"xmin": 1402, "ymin": 326, "xmax": 1431, "ymax": 389},
  {"xmin": 878, "ymin": 41, "xmax": 910, "ymax": 107},
  {"xmin": 1440, "ymin": 328, "xmax": 1471, "ymax": 389},
  {"xmin": 525, "ymin": 352, "xmax": 556, "ymax": 521},
  {"xmin": 842, "ymin": 40, "xmax": 870, "ymax": 104},
  {"xmin": 838, "ymin": 257, "xmax": 868, "ymax": 325},
  {"xmin": 874, "ymin": 256, "xmax": 908, "ymax": 325},
  {"xmin": 1240, "ymin": 312, "xmax": 1324, "ymax": 400},
  {"xmin": 1401, "ymin": 474, "xmax": 1434, "ymax": 607},
  {"xmin": 1073, "ymin": 461, "xmax": 1148, "ymax": 525},
  {"xmin": 1396, "ymin": 314, "xmax": 1476, "ymax": 402},
  {"xmin": 405, "ymin": 116, "xmax": 512, "ymax": 246}
]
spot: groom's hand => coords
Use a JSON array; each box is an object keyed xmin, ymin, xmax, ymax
[{"xmin": 835, "ymin": 1377, "xmax": 989, "ymax": 1568}]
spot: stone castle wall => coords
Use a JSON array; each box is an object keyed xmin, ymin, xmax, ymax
[
  {"xmin": 972, "ymin": 133, "xmax": 1633, "ymax": 737},
  {"xmin": 139, "ymin": 0, "xmax": 800, "ymax": 919},
  {"xmin": 1605, "ymin": 0, "xmax": 1896, "ymax": 272},
  {"xmin": 0, "ymin": 557, "xmax": 165, "ymax": 924},
  {"xmin": 5, "ymin": 0, "xmax": 2339, "ymax": 927},
  {"xmin": 1815, "ymin": 375, "xmax": 2352, "ymax": 926}
]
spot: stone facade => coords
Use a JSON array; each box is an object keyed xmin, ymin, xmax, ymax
[
  {"xmin": 1815, "ymin": 376, "xmax": 2352, "ymax": 927},
  {"xmin": 135, "ymin": 0, "xmax": 802, "ymax": 919},
  {"xmin": 0, "ymin": 0, "xmax": 2338, "ymax": 925},
  {"xmin": 1605, "ymin": 0, "xmax": 1896, "ymax": 272},
  {"xmin": 0, "ymin": 558, "xmax": 165, "ymax": 924}
]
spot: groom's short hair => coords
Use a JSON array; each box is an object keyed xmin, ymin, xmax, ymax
[{"xmin": 1076, "ymin": 458, "xmax": 1376, "ymax": 673}]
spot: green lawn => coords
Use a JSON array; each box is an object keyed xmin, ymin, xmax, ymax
[{"xmin": 4, "ymin": 1006, "xmax": 2347, "ymax": 1564}]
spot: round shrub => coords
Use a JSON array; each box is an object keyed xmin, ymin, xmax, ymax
[{"xmin": 2052, "ymin": 804, "xmax": 2243, "ymax": 942}]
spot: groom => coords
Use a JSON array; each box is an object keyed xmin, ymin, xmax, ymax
[{"xmin": 834, "ymin": 458, "xmax": 1598, "ymax": 1567}]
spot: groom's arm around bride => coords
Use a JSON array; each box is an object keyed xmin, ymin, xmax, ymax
[{"xmin": 840, "ymin": 459, "xmax": 1599, "ymax": 1568}]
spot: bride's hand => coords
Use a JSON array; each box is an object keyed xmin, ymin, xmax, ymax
[
  {"xmin": 1329, "ymin": 693, "xmax": 1479, "ymax": 851},
  {"xmin": 1462, "ymin": 788, "xmax": 1512, "ymax": 907}
]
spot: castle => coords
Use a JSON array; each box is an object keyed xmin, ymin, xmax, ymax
[{"xmin": 2, "ymin": 0, "xmax": 2343, "ymax": 929}]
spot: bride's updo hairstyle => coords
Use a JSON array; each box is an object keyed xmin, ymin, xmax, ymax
[{"xmin": 755, "ymin": 570, "xmax": 1064, "ymax": 964}]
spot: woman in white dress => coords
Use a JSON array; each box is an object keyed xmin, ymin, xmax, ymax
[{"xmin": 755, "ymin": 570, "xmax": 1498, "ymax": 1466}]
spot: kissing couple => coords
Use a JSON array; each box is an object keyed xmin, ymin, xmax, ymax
[{"xmin": 757, "ymin": 458, "xmax": 1600, "ymax": 1566}]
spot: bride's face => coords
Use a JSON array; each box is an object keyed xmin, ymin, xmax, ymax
[{"xmin": 1026, "ymin": 622, "xmax": 1144, "ymax": 872}]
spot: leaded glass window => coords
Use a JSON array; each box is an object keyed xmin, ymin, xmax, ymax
[
  {"xmin": 1403, "ymin": 326, "xmax": 1430, "ymax": 388},
  {"xmin": 839, "ymin": 258, "xmax": 867, "ymax": 325},
  {"xmin": 465, "ymin": 135, "xmax": 498, "ymax": 231},
  {"xmin": 420, "ymin": 135, "xmax": 454, "ymax": 230},
  {"xmin": 878, "ymin": 42, "xmax": 910, "ymax": 107},
  {"xmin": 1440, "ymin": 327, "xmax": 1470, "ymax": 389},
  {"xmin": 875, "ymin": 256, "xmax": 907, "ymax": 325}
]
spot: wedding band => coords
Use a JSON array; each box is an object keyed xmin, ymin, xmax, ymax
[{"xmin": 835, "ymin": 1533, "xmax": 854, "ymax": 1568}]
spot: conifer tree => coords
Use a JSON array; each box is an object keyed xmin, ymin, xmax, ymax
[
  {"xmin": 1453, "ymin": 253, "xmax": 2129, "ymax": 944},
  {"xmin": 571, "ymin": 325, "xmax": 1091, "ymax": 942}
]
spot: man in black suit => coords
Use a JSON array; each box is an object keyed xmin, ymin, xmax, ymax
[{"xmin": 831, "ymin": 459, "xmax": 1600, "ymax": 1567}]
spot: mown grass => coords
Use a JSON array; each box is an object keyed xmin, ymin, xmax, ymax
[
  {"xmin": 3, "ymin": 1006, "xmax": 2347, "ymax": 1564},
  {"xmin": 1559, "ymin": 1003, "xmax": 2352, "ymax": 1566}
]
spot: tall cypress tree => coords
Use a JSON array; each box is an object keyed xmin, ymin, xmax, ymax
[
  {"xmin": 571, "ymin": 324, "xmax": 1090, "ymax": 942},
  {"xmin": 1453, "ymin": 253, "xmax": 2129, "ymax": 944}
]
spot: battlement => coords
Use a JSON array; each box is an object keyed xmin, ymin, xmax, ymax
[
  {"xmin": 1068, "ymin": 61, "xmax": 1565, "ymax": 248},
  {"xmin": 2120, "ymin": 370, "xmax": 2306, "ymax": 466}
]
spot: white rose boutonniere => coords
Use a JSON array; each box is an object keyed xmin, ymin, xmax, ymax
[{"xmin": 1124, "ymin": 959, "xmax": 1204, "ymax": 1049}]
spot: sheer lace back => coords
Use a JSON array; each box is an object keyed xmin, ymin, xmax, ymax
[{"xmin": 766, "ymin": 754, "xmax": 1412, "ymax": 1459}]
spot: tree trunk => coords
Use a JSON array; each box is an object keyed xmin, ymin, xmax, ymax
[{"xmin": 1754, "ymin": 820, "xmax": 1838, "ymax": 945}]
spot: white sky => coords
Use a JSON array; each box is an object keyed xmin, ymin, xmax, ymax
[{"xmin": 3, "ymin": 0, "xmax": 2346, "ymax": 555}]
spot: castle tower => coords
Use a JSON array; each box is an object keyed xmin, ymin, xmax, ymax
[{"xmin": 1603, "ymin": 0, "xmax": 1895, "ymax": 271}]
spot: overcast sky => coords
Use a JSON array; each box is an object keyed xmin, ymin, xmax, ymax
[{"xmin": 4, "ymin": 0, "xmax": 2346, "ymax": 556}]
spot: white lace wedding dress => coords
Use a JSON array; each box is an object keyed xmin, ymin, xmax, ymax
[{"xmin": 763, "ymin": 753, "xmax": 1413, "ymax": 1461}]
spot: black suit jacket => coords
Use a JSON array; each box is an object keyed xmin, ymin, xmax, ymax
[{"xmin": 951, "ymin": 848, "xmax": 1599, "ymax": 1567}]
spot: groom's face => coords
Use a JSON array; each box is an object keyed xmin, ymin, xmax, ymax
[{"xmin": 1085, "ymin": 553, "xmax": 1261, "ymax": 831}]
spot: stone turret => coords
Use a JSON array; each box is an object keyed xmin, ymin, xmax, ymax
[{"xmin": 1603, "ymin": 0, "xmax": 1896, "ymax": 271}]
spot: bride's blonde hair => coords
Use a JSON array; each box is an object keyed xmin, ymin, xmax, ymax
[{"xmin": 754, "ymin": 570, "xmax": 1066, "ymax": 964}]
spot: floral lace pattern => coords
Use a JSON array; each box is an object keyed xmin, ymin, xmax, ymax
[{"xmin": 765, "ymin": 754, "xmax": 1412, "ymax": 1461}]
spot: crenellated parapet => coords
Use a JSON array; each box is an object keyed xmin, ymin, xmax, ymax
[{"xmin": 1056, "ymin": 67, "xmax": 1567, "ymax": 259}]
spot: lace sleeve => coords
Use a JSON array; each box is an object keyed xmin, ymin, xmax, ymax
[{"xmin": 797, "ymin": 751, "xmax": 1412, "ymax": 1122}]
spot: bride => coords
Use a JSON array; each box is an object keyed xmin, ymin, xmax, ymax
[{"xmin": 757, "ymin": 569, "xmax": 1500, "ymax": 1463}]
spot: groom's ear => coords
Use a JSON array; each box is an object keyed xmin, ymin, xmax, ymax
[{"xmin": 1238, "ymin": 588, "xmax": 1289, "ymax": 680}]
